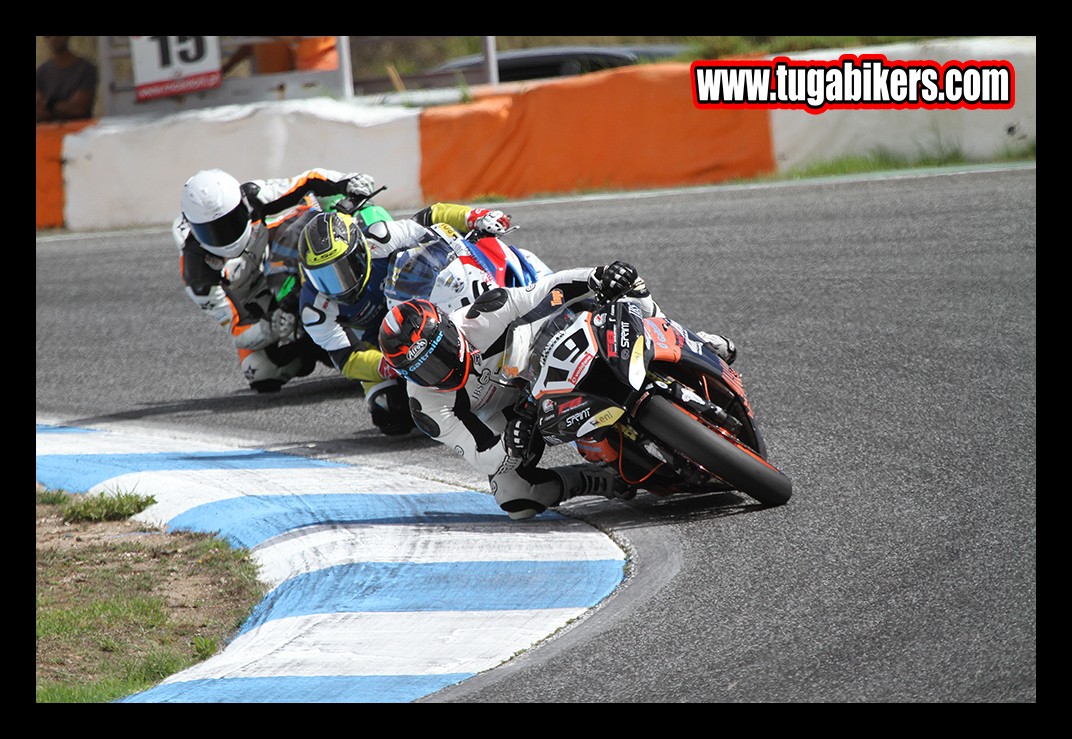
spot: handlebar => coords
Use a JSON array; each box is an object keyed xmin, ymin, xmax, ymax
[
  {"xmin": 334, "ymin": 185, "xmax": 388, "ymax": 216},
  {"xmin": 464, "ymin": 224, "xmax": 520, "ymax": 242}
]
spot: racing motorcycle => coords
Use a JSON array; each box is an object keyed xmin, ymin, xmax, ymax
[
  {"xmin": 383, "ymin": 220, "xmax": 553, "ymax": 314},
  {"xmin": 371, "ymin": 204, "xmax": 552, "ymax": 435},
  {"xmin": 501, "ymin": 290, "xmax": 793, "ymax": 507}
]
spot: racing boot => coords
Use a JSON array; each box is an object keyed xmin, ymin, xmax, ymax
[
  {"xmin": 552, "ymin": 464, "xmax": 635, "ymax": 503},
  {"xmin": 243, "ymin": 346, "xmax": 307, "ymax": 393},
  {"xmin": 696, "ymin": 332, "xmax": 737, "ymax": 365}
]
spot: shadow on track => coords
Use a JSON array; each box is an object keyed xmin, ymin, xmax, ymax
[
  {"xmin": 562, "ymin": 489, "xmax": 771, "ymax": 531},
  {"xmin": 53, "ymin": 376, "xmax": 362, "ymax": 428}
]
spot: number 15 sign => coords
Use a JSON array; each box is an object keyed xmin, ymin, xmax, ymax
[{"xmin": 131, "ymin": 36, "xmax": 223, "ymax": 102}]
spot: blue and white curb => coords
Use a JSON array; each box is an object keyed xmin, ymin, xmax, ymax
[{"xmin": 36, "ymin": 420, "xmax": 627, "ymax": 703}]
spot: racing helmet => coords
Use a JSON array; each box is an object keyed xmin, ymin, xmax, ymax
[
  {"xmin": 181, "ymin": 169, "xmax": 253, "ymax": 258},
  {"xmin": 379, "ymin": 299, "xmax": 472, "ymax": 392},
  {"xmin": 384, "ymin": 229, "xmax": 490, "ymax": 315},
  {"xmin": 298, "ymin": 211, "xmax": 372, "ymax": 304}
]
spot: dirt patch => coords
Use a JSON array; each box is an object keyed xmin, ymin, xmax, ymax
[
  {"xmin": 36, "ymin": 488, "xmax": 267, "ymax": 697},
  {"xmin": 37, "ymin": 503, "xmax": 174, "ymax": 550}
]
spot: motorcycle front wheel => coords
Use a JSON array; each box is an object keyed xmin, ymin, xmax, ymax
[{"xmin": 636, "ymin": 395, "xmax": 793, "ymax": 506}]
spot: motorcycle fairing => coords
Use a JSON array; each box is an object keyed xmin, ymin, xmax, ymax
[
  {"xmin": 535, "ymin": 392, "xmax": 625, "ymax": 443},
  {"xmin": 645, "ymin": 317, "xmax": 752, "ymax": 410}
]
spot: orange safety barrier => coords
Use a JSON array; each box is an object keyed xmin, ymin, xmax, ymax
[
  {"xmin": 37, "ymin": 64, "xmax": 778, "ymax": 231},
  {"xmin": 36, "ymin": 120, "xmax": 96, "ymax": 230},
  {"xmin": 419, "ymin": 63, "xmax": 776, "ymax": 203}
]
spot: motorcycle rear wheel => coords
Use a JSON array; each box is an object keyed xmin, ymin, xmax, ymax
[{"xmin": 636, "ymin": 395, "xmax": 793, "ymax": 506}]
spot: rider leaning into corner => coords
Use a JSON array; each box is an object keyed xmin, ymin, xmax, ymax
[
  {"xmin": 378, "ymin": 261, "xmax": 739, "ymax": 520},
  {"xmin": 296, "ymin": 199, "xmax": 524, "ymax": 436},
  {"xmin": 174, "ymin": 167, "xmax": 378, "ymax": 393}
]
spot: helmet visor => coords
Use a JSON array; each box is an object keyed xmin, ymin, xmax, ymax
[
  {"xmin": 398, "ymin": 319, "xmax": 470, "ymax": 390},
  {"xmin": 303, "ymin": 250, "xmax": 370, "ymax": 302},
  {"xmin": 189, "ymin": 200, "xmax": 251, "ymax": 256}
]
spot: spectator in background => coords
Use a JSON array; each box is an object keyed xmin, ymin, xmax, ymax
[
  {"xmin": 36, "ymin": 36, "xmax": 98, "ymax": 123},
  {"xmin": 222, "ymin": 37, "xmax": 338, "ymax": 76}
]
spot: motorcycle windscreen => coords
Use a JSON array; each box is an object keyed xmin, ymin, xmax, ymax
[{"xmin": 384, "ymin": 240, "xmax": 455, "ymax": 305}]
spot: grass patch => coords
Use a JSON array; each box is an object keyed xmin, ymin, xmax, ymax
[
  {"xmin": 59, "ymin": 488, "xmax": 155, "ymax": 522},
  {"xmin": 782, "ymin": 141, "xmax": 1035, "ymax": 180},
  {"xmin": 35, "ymin": 486, "xmax": 267, "ymax": 703}
]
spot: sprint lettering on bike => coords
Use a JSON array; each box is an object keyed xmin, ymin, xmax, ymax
[{"xmin": 691, "ymin": 54, "xmax": 1014, "ymax": 114}]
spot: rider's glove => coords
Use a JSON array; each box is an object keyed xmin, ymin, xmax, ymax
[
  {"xmin": 697, "ymin": 332, "xmax": 737, "ymax": 366},
  {"xmin": 345, "ymin": 173, "xmax": 376, "ymax": 199},
  {"xmin": 275, "ymin": 289, "xmax": 299, "ymax": 316},
  {"xmin": 466, "ymin": 208, "xmax": 511, "ymax": 236},
  {"xmin": 270, "ymin": 308, "xmax": 297, "ymax": 341},
  {"xmin": 502, "ymin": 415, "xmax": 535, "ymax": 461},
  {"xmin": 240, "ymin": 182, "xmax": 268, "ymax": 219},
  {"xmin": 222, "ymin": 256, "xmax": 250, "ymax": 283},
  {"xmin": 364, "ymin": 378, "xmax": 415, "ymax": 436},
  {"xmin": 591, "ymin": 261, "xmax": 640, "ymax": 301}
]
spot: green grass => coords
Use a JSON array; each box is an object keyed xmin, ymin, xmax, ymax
[
  {"xmin": 466, "ymin": 140, "xmax": 1036, "ymax": 206},
  {"xmin": 768, "ymin": 141, "xmax": 1036, "ymax": 182},
  {"xmin": 35, "ymin": 487, "xmax": 267, "ymax": 703},
  {"xmin": 59, "ymin": 488, "xmax": 154, "ymax": 521}
]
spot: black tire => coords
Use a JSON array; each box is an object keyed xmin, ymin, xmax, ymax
[{"xmin": 636, "ymin": 395, "xmax": 792, "ymax": 506}]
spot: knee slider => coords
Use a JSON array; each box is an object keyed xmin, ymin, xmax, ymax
[{"xmin": 491, "ymin": 470, "xmax": 563, "ymax": 520}]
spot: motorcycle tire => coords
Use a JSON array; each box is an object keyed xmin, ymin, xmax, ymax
[{"xmin": 636, "ymin": 394, "xmax": 793, "ymax": 506}]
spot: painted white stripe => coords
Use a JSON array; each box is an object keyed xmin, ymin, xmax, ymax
[
  {"xmin": 253, "ymin": 521, "xmax": 625, "ymax": 587},
  {"xmin": 161, "ymin": 609, "xmax": 588, "ymax": 681},
  {"xmin": 83, "ymin": 468, "xmax": 465, "ymax": 526},
  {"xmin": 36, "ymin": 429, "xmax": 230, "ymax": 455},
  {"xmin": 36, "ymin": 419, "xmax": 628, "ymax": 702}
]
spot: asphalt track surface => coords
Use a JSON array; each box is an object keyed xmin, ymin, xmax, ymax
[{"xmin": 36, "ymin": 164, "xmax": 1036, "ymax": 703}]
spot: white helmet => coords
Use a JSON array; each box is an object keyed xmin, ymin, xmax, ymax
[{"xmin": 180, "ymin": 169, "xmax": 252, "ymax": 258}]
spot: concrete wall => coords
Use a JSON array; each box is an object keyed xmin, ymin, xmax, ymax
[
  {"xmin": 767, "ymin": 37, "xmax": 1036, "ymax": 171},
  {"xmin": 37, "ymin": 37, "xmax": 1035, "ymax": 232}
]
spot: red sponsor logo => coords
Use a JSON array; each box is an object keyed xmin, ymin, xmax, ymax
[
  {"xmin": 558, "ymin": 396, "xmax": 583, "ymax": 412},
  {"xmin": 569, "ymin": 353, "xmax": 594, "ymax": 384}
]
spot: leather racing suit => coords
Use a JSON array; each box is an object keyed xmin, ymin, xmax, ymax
[
  {"xmin": 405, "ymin": 267, "xmax": 662, "ymax": 520},
  {"xmin": 173, "ymin": 168, "xmax": 360, "ymax": 392},
  {"xmin": 299, "ymin": 202, "xmax": 498, "ymax": 434}
]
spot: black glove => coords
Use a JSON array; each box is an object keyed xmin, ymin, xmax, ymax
[
  {"xmin": 275, "ymin": 288, "xmax": 299, "ymax": 316},
  {"xmin": 592, "ymin": 261, "xmax": 639, "ymax": 301},
  {"xmin": 240, "ymin": 181, "xmax": 268, "ymax": 221},
  {"xmin": 503, "ymin": 415, "xmax": 535, "ymax": 460}
]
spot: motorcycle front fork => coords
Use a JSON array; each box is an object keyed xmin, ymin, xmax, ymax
[{"xmin": 643, "ymin": 373, "xmax": 743, "ymax": 438}]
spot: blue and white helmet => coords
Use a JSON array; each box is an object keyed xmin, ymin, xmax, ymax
[{"xmin": 384, "ymin": 223, "xmax": 553, "ymax": 315}]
